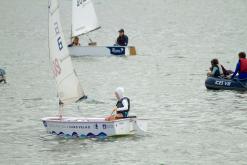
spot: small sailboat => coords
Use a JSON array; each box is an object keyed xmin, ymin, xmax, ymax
[
  {"xmin": 42, "ymin": 0, "xmax": 147, "ymax": 138},
  {"xmin": 68, "ymin": 0, "xmax": 137, "ymax": 57}
]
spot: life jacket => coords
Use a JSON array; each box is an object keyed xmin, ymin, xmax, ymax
[
  {"xmin": 210, "ymin": 66, "xmax": 220, "ymax": 77},
  {"xmin": 116, "ymin": 97, "xmax": 130, "ymax": 118},
  {"xmin": 239, "ymin": 58, "xmax": 247, "ymax": 73}
]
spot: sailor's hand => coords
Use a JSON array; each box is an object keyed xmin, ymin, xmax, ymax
[{"xmin": 110, "ymin": 107, "xmax": 117, "ymax": 115}]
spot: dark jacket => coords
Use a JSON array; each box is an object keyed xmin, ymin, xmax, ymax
[{"xmin": 116, "ymin": 35, "xmax": 128, "ymax": 46}]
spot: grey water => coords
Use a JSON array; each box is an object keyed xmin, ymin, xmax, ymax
[{"xmin": 1, "ymin": 0, "xmax": 247, "ymax": 164}]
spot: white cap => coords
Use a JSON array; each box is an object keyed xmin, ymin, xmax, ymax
[{"xmin": 115, "ymin": 87, "xmax": 124, "ymax": 99}]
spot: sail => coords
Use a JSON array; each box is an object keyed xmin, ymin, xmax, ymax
[
  {"xmin": 49, "ymin": 0, "xmax": 85, "ymax": 105},
  {"xmin": 72, "ymin": 0, "xmax": 100, "ymax": 37}
]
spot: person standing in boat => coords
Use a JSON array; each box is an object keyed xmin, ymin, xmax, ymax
[
  {"xmin": 231, "ymin": 52, "xmax": 247, "ymax": 79},
  {"xmin": 68, "ymin": 36, "xmax": 80, "ymax": 47},
  {"xmin": 106, "ymin": 87, "xmax": 130, "ymax": 121},
  {"xmin": 116, "ymin": 29, "xmax": 128, "ymax": 46}
]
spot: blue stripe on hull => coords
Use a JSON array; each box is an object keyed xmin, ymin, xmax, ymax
[{"xmin": 49, "ymin": 131, "xmax": 107, "ymax": 138}]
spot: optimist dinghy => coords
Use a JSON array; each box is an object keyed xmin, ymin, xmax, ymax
[
  {"xmin": 41, "ymin": 0, "xmax": 147, "ymax": 138},
  {"xmin": 205, "ymin": 76, "xmax": 247, "ymax": 91},
  {"xmin": 68, "ymin": 0, "xmax": 137, "ymax": 57}
]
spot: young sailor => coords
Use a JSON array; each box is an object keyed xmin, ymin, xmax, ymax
[
  {"xmin": 231, "ymin": 52, "xmax": 247, "ymax": 79},
  {"xmin": 105, "ymin": 87, "xmax": 130, "ymax": 121},
  {"xmin": 0, "ymin": 68, "xmax": 6, "ymax": 83},
  {"xmin": 207, "ymin": 59, "xmax": 224, "ymax": 77},
  {"xmin": 207, "ymin": 58, "xmax": 232, "ymax": 77},
  {"xmin": 116, "ymin": 29, "xmax": 128, "ymax": 46},
  {"xmin": 68, "ymin": 36, "xmax": 80, "ymax": 47}
]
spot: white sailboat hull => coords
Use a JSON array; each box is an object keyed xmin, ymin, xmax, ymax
[
  {"xmin": 69, "ymin": 46, "xmax": 137, "ymax": 57},
  {"xmin": 41, "ymin": 116, "xmax": 147, "ymax": 137}
]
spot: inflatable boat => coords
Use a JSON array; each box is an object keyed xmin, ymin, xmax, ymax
[{"xmin": 205, "ymin": 76, "xmax": 247, "ymax": 91}]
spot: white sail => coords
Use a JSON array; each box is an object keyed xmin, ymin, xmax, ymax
[
  {"xmin": 72, "ymin": 0, "xmax": 100, "ymax": 37},
  {"xmin": 49, "ymin": 0, "xmax": 85, "ymax": 105}
]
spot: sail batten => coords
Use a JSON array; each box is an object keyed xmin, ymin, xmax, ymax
[
  {"xmin": 49, "ymin": 0, "xmax": 85, "ymax": 105},
  {"xmin": 72, "ymin": 0, "xmax": 100, "ymax": 37}
]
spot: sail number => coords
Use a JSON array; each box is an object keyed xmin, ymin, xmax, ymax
[
  {"xmin": 53, "ymin": 58, "xmax": 61, "ymax": 77},
  {"xmin": 52, "ymin": 22, "xmax": 62, "ymax": 77},
  {"xmin": 77, "ymin": 0, "xmax": 87, "ymax": 7},
  {"xmin": 54, "ymin": 22, "xmax": 63, "ymax": 51}
]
